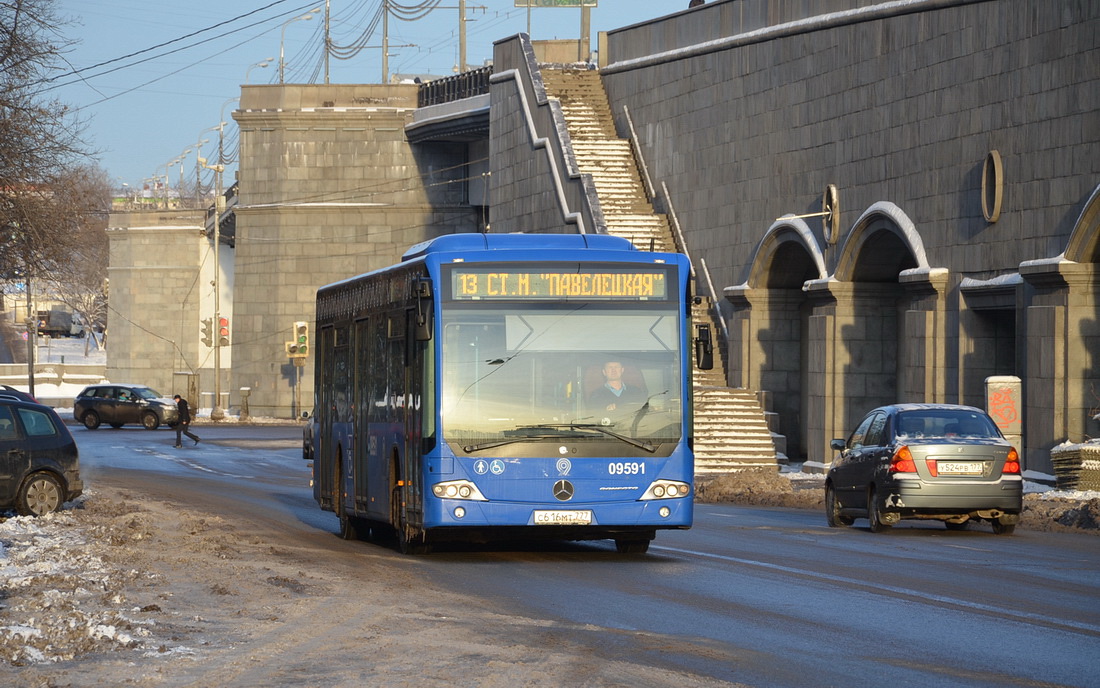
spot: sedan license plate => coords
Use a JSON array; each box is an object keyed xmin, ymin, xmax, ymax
[
  {"xmin": 533, "ymin": 510, "xmax": 592, "ymax": 525},
  {"xmin": 938, "ymin": 461, "xmax": 983, "ymax": 476}
]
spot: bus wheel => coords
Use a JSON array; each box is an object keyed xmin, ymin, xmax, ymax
[
  {"xmin": 334, "ymin": 451, "xmax": 362, "ymax": 540},
  {"xmin": 397, "ymin": 527, "xmax": 430, "ymax": 555},
  {"xmin": 392, "ymin": 478, "xmax": 430, "ymax": 555},
  {"xmin": 614, "ymin": 538, "xmax": 650, "ymax": 554},
  {"xmin": 339, "ymin": 511, "xmax": 366, "ymax": 541}
]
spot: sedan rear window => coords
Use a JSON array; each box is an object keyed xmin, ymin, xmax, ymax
[{"xmin": 895, "ymin": 411, "xmax": 999, "ymax": 439}]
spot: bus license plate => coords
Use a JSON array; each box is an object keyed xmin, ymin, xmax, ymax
[
  {"xmin": 533, "ymin": 510, "xmax": 593, "ymax": 525},
  {"xmin": 938, "ymin": 462, "xmax": 983, "ymax": 475}
]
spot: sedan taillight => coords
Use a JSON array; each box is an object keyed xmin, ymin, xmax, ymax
[
  {"xmin": 890, "ymin": 445, "xmax": 917, "ymax": 473},
  {"xmin": 1003, "ymin": 448, "xmax": 1021, "ymax": 474}
]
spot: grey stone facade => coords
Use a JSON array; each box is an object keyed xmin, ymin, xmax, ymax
[
  {"xmin": 592, "ymin": 0, "xmax": 1099, "ymax": 470},
  {"xmin": 232, "ymin": 84, "xmax": 479, "ymax": 417},
  {"xmin": 105, "ymin": 210, "xmax": 211, "ymax": 397}
]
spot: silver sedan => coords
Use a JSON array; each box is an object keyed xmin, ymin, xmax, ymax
[{"xmin": 825, "ymin": 404, "xmax": 1023, "ymax": 534}]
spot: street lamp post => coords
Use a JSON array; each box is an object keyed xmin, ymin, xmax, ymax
[
  {"xmin": 155, "ymin": 161, "xmax": 176, "ymax": 209},
  {"xmin": 176, "ymin": 148, "xmax": 192, "ymax": 206},
  {"xmin": 192, "ymin": 138, "xmax": 209, "ymax": 207},
  {"xmin": 200, "ymin": 143, "xmax": 225, "ymax": 420},
  {"xmin": 279, "ymin": 9, "xmax": 320, "ymax": 84},
  {"xmin": 245, "ymin": 57, "xmax": 274, "ymax": 84},
  {"xmin": 199, "ymin": 122, "xmax": 228, "ymax": 420}
]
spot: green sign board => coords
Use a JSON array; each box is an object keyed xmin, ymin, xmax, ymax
[{"xmin": 514, "ymin": 0, "xmax": 597, "ymax": 7}]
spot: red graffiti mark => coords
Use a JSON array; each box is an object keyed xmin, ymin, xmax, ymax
[{"xmin": 989, "ymin": 387, "xmax": 1018, "ymax": 428}]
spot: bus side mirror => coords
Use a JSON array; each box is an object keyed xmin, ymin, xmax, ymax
[
  {"xmin": 415, "ymin": 311, "xmax": 433, "ymax": 341},
  {"xmin": 415, "ymin": 278, "xmax": 433, "ymax": 341},
  {"xmin": 695, "ymin": 324, "xmax": 713, "ymax": 370}
]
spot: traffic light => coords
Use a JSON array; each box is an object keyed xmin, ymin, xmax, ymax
[
  {"xmin": 200, "ymin": 318, "xmax": 213, "ymax": 347},
  {"xmin": 217, "ymin": 317, "xmax": 230, "ymax": 347},
  {"xmin": 288, "ymin": 321, "xmax": 308, "ymax": 358}
]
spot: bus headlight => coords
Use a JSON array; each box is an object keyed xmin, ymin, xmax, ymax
[
  {"xmin": 432, "ymin": 480, "xmax": 487, "ymax": 501},
  {"xmin": 639, "ymin": 480, "xmax": 691, "ymax": 501}
]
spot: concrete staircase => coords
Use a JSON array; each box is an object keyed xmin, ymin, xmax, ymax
[{"xmin": 542, "ymin": 67, "xmax": 781, "ymax": 472}]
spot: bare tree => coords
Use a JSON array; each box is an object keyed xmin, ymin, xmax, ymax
[
  {"xmin": 39, "ymin": 164, "xmax": 111, "ymax": 348},
  {"xmin": 1, "ymin": 0, "xmax": 91, "ymax": 283}
]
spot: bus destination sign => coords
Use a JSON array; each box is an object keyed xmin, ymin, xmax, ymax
[{"xmin": 451, "ymin": 268, "xmax": 667, "ymax": 300}]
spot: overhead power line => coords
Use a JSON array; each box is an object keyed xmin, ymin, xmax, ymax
[{"xmin": 39, "ymin": 1, "xmax": 319, "ymax": 92}]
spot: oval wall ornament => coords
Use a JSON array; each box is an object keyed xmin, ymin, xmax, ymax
[
  {"xmin": 823, "ymin": 184, "xmax": 840, "ymax": 244},
  {"xmin": 982, "ymin": 150, "xmax": 1003, "ymax": 223}
]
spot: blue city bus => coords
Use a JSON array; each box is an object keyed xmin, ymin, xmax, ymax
[{"xmin": 311, "ymin": 233, "xmax": 711, "ymax": 554}]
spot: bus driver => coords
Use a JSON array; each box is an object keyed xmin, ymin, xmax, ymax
[{"xmin": 588, "ymin": 360, "xmax": 646, "ymax": 414}]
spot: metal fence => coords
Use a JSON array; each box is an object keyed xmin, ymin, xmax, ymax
[{"xmin": 417, "ymin": 66, "xmax": 493, "ymax": 107}]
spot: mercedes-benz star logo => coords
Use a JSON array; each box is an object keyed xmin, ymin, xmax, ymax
[{"xmin": 553, "ymin": 479, "xmax": 574, "ymax": 501}]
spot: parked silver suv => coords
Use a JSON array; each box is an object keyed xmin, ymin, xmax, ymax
[{"xmin": 73, "ymin": 384, "xmax": 179, "ymax": 430}]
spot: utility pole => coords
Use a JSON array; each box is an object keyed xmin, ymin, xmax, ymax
[
  {"xmin": 200, "ymin": 121, "xmax": 228, "ymax": 421},
  {"xmin": 24, "ymin": 277, "xmax": 34, "ymax": 398},
  {"xmin": 382, "ymin": 0, "xmax": 389, "ymax": 83},
  {"xmin": 324, "ymin": 0, "xmax": 331, "ymax": 83},
  {"xmin": 459, "ymin": 0, "xmax": 467, "ymax": 73},
  {"xmin": 580, "ymin": 3, "xmax": 591, "ymax": 62}
]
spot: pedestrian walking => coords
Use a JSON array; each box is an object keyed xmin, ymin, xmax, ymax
[{"xmin": 173, "ymin": 394, "xmax": 200, "ymax": 447}]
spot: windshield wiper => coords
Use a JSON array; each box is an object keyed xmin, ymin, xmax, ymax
[
  {"xmin": 536, "ymin": 423, "xmax": 657, "ymax": 453},
  {"xmin": 460, "ymin": 422, "xmax": 657, "ymax": 454},
  {"xmin": 461, "ymin": 426, "xmax": 591, "ymax": 453}
]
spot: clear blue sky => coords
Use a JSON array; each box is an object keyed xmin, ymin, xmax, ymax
[{"xmin": 47, "ymin": 0, "xmax": 686, "ymax": 193}]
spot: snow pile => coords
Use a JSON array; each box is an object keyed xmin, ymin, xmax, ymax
[
  {"xmin": 696, "ymin": 467, "xmax": 1100, "ymax": 532},
  {"xmin": 0, "ymin": 493, "xmax": 183, "ymax": 666}
]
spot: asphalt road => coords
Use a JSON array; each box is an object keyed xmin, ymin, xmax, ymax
[{"xmin": 72, "ymin": 423, "xmax": 1100, "ymax": 687}]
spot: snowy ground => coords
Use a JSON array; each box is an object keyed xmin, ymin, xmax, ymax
[{"xmin": 2, "ymin": 338, "xmax": 1098, "ymax": 679}]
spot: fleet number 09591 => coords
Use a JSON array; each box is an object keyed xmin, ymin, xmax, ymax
[{"xmin": 608, "ymin": 462, "xmax": 645, "ymax": 475}]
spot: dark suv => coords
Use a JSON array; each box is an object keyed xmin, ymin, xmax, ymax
[
  {"xmin": 73, "ymin": 384, "xmax": 179, "ymax": 430},
  {"xmin": 0, "ymin": 399, "xmax": 84, "ymax": 516}
]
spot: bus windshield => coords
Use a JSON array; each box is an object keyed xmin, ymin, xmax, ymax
[{"xmin": 441, "ymin": 302, "xmax": 683, "ymax": 448}]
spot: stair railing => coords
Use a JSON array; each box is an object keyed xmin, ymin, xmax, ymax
[
  {"xmin": 659, "ymin": 181, "xmax": 693, "ymax": 274},
  {"xmin": 662, "ymin": 181, "xmax": 729, "ymax": 361},
  {"xmin": 622, "ymin": 105, "xmax": 657, "ymax": 204},
  {"xmin": 698, "ymin": 256, "xmax": 730, "ymax": 346},
  {"xmin": 622, "ymin": 102, "xmax": 729, "ymax": 376}
]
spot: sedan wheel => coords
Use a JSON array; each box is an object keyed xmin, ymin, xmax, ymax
[
  {"xmin": 18, "ymin": 473, "xmax": 63, "ymax": 516},
  {"xmin": 825, "ymin": 484, "xmax": 853, "ymax": 527},
  {"xmin": 82, "ymin": 411, "xmax": 101, "ymax": 430},
  {"xmin": 141, "ymin": 412, "xmax": 159, "ymax": 430},
  {"xmin": 868, "ymin": 487, "xmax": 893, "ymax": 533}
]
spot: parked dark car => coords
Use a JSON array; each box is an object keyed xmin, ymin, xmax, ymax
[
  {"xmin": 826, "ymin": 404, "xmax": 1023, "ymax": 534},
  {"xmin": 0, "ymin": 399, "xmax": 84, "ymax": 516},
  {"xmin": 73, "ymin": 384, "xmax": 179, "ymax": 430},
  {"xmin": 0, "ymin": 384, "xmax": 37, "ymax": 403}
]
